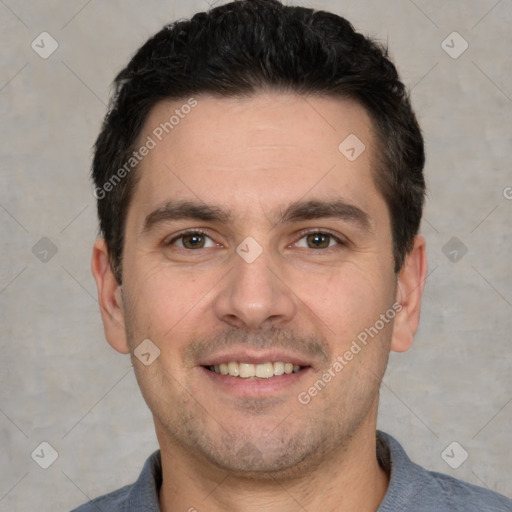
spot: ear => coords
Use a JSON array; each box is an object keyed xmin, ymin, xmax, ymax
[
  {"xmin": 91, "ymin": 238, "xmax": 130, "ymax": 354},
  {"xmin": 391, "ymin": 235, "xmax": 427, "ymax": 353}
]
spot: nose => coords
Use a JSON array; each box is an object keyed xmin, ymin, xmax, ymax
[{"xmin": 212, "ymin": 246, "xmax": 297, "ymax": 330}]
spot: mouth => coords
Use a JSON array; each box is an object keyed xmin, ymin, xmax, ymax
[
  {"xmin": 198, "ymin": 350, "xmax": 313, "ymax": 397},
  {"xmin": 204, "ymin": 361, "xmax": 307, "ymax": 379}
]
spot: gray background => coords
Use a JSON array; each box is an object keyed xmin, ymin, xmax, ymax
[{"xmin": 1, "ymin": 0, "xmax": 511, "ymax": 510}]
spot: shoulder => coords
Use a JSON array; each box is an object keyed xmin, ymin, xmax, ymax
[
  {"xmin": 428, "ymin": 470, "xmax": 512, "ymax": 511},
  {"xmin": 69, "ymin": 450, "xmax": 162, "ymax": 512},
  {"xmin": 377, "ymin": 431, "xmax": 512, "ymax": 512},
  {"xmin": 70, "ymin": 485, "xmax": 132, "ymax": 512}
]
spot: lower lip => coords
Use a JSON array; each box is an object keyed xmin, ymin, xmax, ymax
[{"xmin": 200, "ymin": 366, "xmax": 312, "ymax": 397}]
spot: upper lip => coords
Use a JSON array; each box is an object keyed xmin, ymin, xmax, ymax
[{"xmin": 198, "ymin": 349, "xmax": 312, "ymax": 368}]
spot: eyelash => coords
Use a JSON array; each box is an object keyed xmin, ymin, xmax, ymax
[
  {"xmin": 295, "ymin": 229, "xmax": 347, "ymax": 249},
  {"xmin": 166, "ymin": 229, "xmax": 215, "ymax": 248},
  {"xmin": 165, "ymin": 229, "xmax": 347, "ymax": 250}
]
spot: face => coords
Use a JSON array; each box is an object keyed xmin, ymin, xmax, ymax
[{"xmin": 96, "ymin": 92, "xmax": 421, "ymax": 477}]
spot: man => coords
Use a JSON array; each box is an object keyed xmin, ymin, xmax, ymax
[{"xmin": 74, "ymin": 0, "xmax": 512, "ymax": 510}]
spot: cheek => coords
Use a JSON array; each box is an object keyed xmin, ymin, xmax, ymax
[
  {"xmin": 123, "ymin": 261, "xmax": 219, "ymax": 347},
  {"xmin": 292, "ymin": 262, "xmax": 395, "ymax": 342}
]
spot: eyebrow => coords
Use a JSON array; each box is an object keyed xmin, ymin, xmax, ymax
[
  {"xmin": 278, "ymin": 199, "xmax": 371, "ymax": 231},
  {"xmin": 142, "ymin": 200, "xmax": 231, "ymax": 234},
  {"xmin": 142, "ymin": 198, "xmax": 372, "ymax": 234}
]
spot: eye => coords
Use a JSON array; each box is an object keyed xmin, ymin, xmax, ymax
[
  {"xmin": 295, "ymin": 231, "xmax": 344, "ymax": 249},
  {"xmin": 167, "ymin": 230, "xmax": 218, "ymax": 249}
]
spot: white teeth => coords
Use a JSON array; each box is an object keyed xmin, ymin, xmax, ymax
[
  {"xmin": 228, "ymin": 361, "xmax": 239, "ymax": 377},
  {"xmin": 239, "ymin": 363, "xmax": 255, "ymax": 378},
  {"xmin": 209, "ymin": 361, "xmax": 304, "ymax": 378},
  {"xmin": 255, "ymin": 362, "xmax": 274, "ymax": 378},
  {"xmin": 273, "ymin": 361, "xmax": 285, "ymax": 375}
]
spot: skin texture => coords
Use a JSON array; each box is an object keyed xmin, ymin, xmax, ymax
[{"xmin": 91, "ymin": 92, "xmax": 427, "ymax": 512}]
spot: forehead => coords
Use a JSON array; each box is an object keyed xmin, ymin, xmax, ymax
[{"xmin": 127, "ymin": 92, "xmax": 385, "ymax": 229}]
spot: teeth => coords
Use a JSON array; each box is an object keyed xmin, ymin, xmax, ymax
[
  {"xmin": 209, "ymin": 361, "xmax": 303, "ymax": 378},
  {"xmin": 255, "ymin": 362, "xmax": 274, "ymax": 378},
  {"xmin": 239, "ymin": 363, "xmax": 255, "ymax": 378},
  {"xmin": 273, "ymin": 361, "xmax": 285, "ymax": 375},
  {"xmin": 228, "ymin": 361, "xmax": 239, "ymax": 377}
]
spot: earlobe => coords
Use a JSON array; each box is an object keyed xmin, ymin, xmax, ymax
[
  {"xmin": 390, "ymin": 235, "xmax": 427, "ymax": 353},
  {"xmin": 91, "ymin": 239, "xmax": 130, "ymax": 354}
]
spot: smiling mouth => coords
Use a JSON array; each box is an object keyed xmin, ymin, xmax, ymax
[{"xmin": 205, "ymin": 361, "xmax": 307, "ymax": 379}]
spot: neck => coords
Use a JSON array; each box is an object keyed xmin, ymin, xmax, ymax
[{"xmin": 157, "ymin": 420, "xmax": 389, "ymax": 512}]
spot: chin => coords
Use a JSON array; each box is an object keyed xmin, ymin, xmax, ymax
[{"xmin": 196, "ymin": 429, "xmax": 326, "ymax": 479}]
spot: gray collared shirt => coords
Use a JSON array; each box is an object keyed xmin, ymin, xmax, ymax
[{"xmin": 71, "ymin": 431, "xmax": 512, "ymax": 511}]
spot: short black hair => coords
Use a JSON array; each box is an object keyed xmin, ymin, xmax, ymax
[{"xmin": 92, "ymin": 0, "xmax": 425, "ymax": 284}]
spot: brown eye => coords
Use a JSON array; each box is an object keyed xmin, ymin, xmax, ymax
[
  {"xmin": 168, "ymin": 231, "xmax": 217, "ymax": 249},
  {"xmin": 306, "ymin": 233, "xmax": 331, "ymax": 249},
  {"xmin": 294, "ymin": 231, "xmax": 346, "ymax": 250},
  {"xmin": 181, "ymin": 233, "xmax": 206, "ymax": 249}
]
